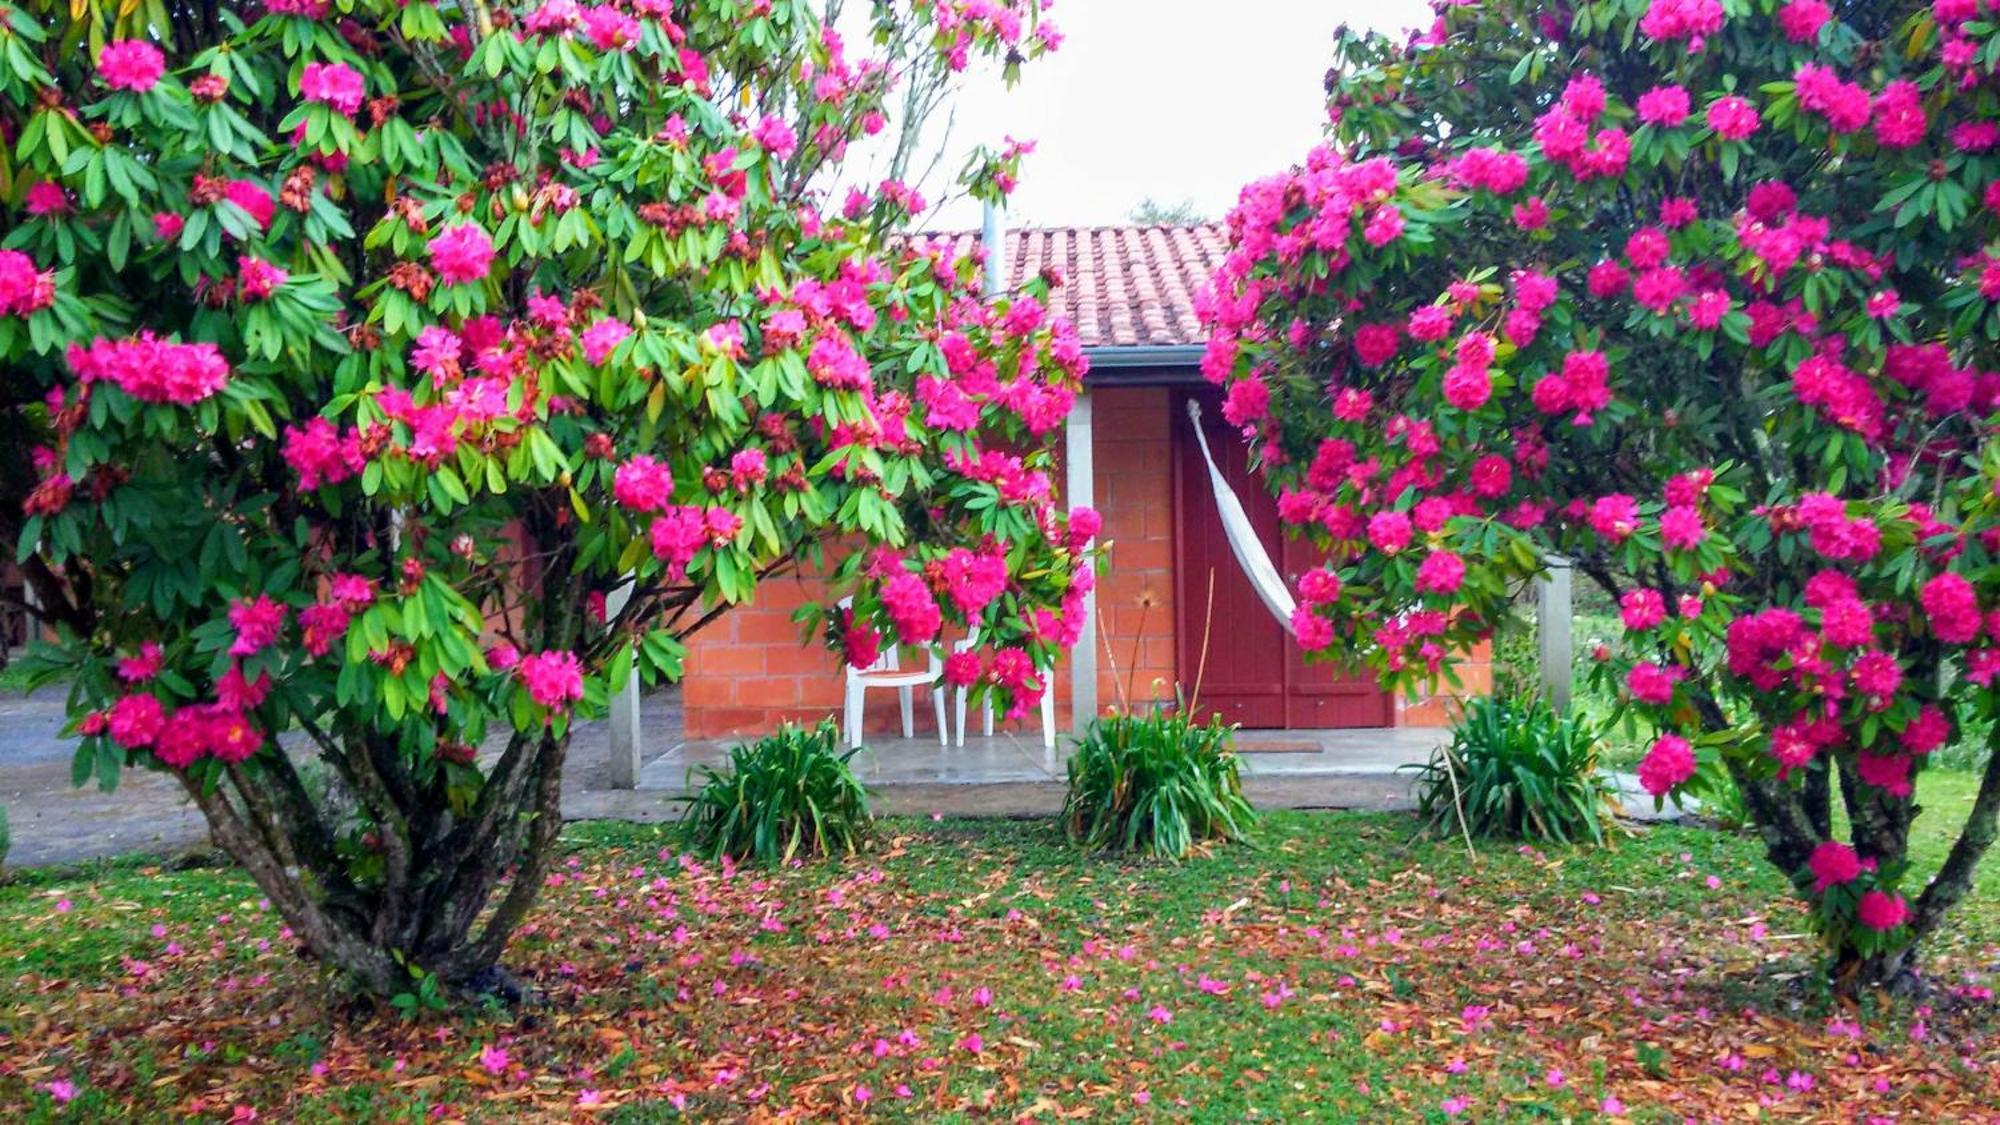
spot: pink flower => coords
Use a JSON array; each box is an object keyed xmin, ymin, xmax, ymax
[
  {"xmin": 1637, "ymin": 84, "xmax": 1692, "ymax": 126},
  {"xmin": 1637, "ymin": 733, "xmax": 1696, "ymax": 796},
  {"xmin": 1414, "ymin": 550, "xmax": 1466, "ymax": 595},
  {"xmin": 581, "ymin": 318, "xmax": 631, "ymax": 365},
  {"xmin": 0, "ymin": 249, "xmax": 55, "ymax": 317},
  {"xmin": 1707, "ymin": 95, "xmax": 1761, "ymax": 141},
  {"xmin": 1621, "ymin": 589, "xmax": 1667, "ymax": 630},
  {"xmin": 517, "ymin": 650, "xmax": 586, "ymax": 710},
  {"xmin": 1626, "ymin": 661, "xmax": 1683, "ymax": 704},
  {"xmin": 236, "ymin": 256, "xmax": 288, "ymax": 300},
  {"xmin": 228, "ymin": 595, "xmax": 287, "ymax": 657},
  {"xmin": 1778, "ymin": 0, "xmax": 1831, "ymax": 40},
  {"xmin": 1857, "ymin": 890, "xmax": 1909, "ymax": 931},
  {"xmin": 613, "ymin": 455, "xmax": 675, "ymax": 512},
  {"xmin": 940, "ymin": 547, "xmax": 1009, "ymax": 615},
  {"xmin": 1900, "ymin": 706, "xmax": 1951, "ymax": 754},
  {"xmin": 299, "ymin": 60, "xmax": 365, "ymax": 116},
  {"xmin": 1659, "ymin": 505, "xmax": 1706, "ymax": 551},
  {"xmin": 753, "ymin": 114, "xmax": 798, "ymax": 159},
  {"xmin": 99, "ymin": 40, "xmax": 165, "ymax": 93},
  {"xmin": 223, "ymin": 180, "xmax": 276, "ymax": 230},
  {"xmin": 25, "ymin": 182, "xmax": 69, "ymax": 217},
  {"xmin": 1443, "ymin": 364, "xmax": 1491, "ymax": 412},
  {"xmin": 480, "ymin": 1045, "xmax": 509, "ymax": 1076},
  {"xmin": 108, "ymin": 693, "xmax": 165, "ymax": 749},
  {"xmin": 282, "ymin": 418, "xmax": 363, "ymax": 490},
  {"xmin": 1809, "ymin": 840, "xmax": 1862, "ymax": 892},
  {"xmin": 298, "ymin": 603, "xmax": 349, "ymax": 658},
  {"xmin": 115, "ymin": 642, "xmax": 163, "ymax": 684},
  {"xmin": 1638, "ymin": 0, "xmax": 1724, "ymax": 45},
  {"xmin": 329, "ymin": 573, "xmax": 377, "ymax": 607},
  {"xmin": 1363, "ymin": 205, "xmax": 1405, "ymax": 247},
  {"xmin": 1353, "ymin": 323, "xmax": 1400, "ymax": 367},
  {"xmin": 1367, "ymin": 509, "xmax": 1414, "ymax": 555},
  {"xmin": 67, "ymin": 334, "xmax": 230, "ymax": 405},
  {"xmin": 1589, "ymin": 494, "xmax": 1640, "ymax": 542},
  {"xmin": 1795, "ymin": 63, "xmax": 1870, "ymax": 133},
  {"xmin": 581, "ymin": 5, "xmax": 641, "ymax": 49},
  {"xmin": 1871, "ymin": 80, "xmax": 1927, "ymax": 149},
  {"xmin": 880, "ymin": 571, "xmax": 942, "ymax": 644},
  {"xmin": 1921, "ymin": 572, "xmax": 1981, "ymax": 644},
  {"xmin": 429, "ymin": 224, "xmax": 495, "ymax": 286}
]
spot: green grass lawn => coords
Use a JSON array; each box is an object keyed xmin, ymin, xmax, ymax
[{"xmin": 0, "ymin": 812, "xmax": 1994, "ymax": 1121}]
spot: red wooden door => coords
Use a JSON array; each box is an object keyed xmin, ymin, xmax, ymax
[{"xmin": 1172, "ymin": 390, "xmax": 1392, "ymax": 729}]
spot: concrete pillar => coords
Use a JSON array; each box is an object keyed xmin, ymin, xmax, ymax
[
  {"xmin": 606, "ymin": 577, "xmax": 642, "ymax": 788},
  {"xmin": 1066, "ymin": 390, "xmax": 1098, "ymax": 730},
  {"xmin": 1535, "ymin": 556, "xmax": 1573, "ymax": 714}
]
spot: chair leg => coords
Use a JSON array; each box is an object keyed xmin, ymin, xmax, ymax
[
  {"xmin": 1041, "ymin": 684, "xmax": 1057, "ymax": 751},
  {"xmin": 900, "ymin": 686, "xmax": 914, "ymax": 739},
  {"xmin": 932, "ymin": 687, "xmax": 948, "ymax": 747},
  {"xmin": 982, "ymin": 698, "xmax": 994, "ymax": 738},
  {"xmin": 844, "ymin": 681, "xmax": 862, "ymax": 749},
  {"xmin": 954, "ymin": 688, "xmax": 968, "ymax": 748}
]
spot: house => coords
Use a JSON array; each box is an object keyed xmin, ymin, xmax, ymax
[{"xmin": 675, "ymin": 224, "xmax": 1490, "ymax": 742}]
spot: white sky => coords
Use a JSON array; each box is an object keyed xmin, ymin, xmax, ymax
[{"xmin": 914, "ymin": 0, "xmax": 1434, "ymax": 229}]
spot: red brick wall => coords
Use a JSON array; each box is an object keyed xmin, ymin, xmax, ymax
[
  {"xmin": 1090, "ymin": 386, "xmax": 1178, "ymax": 712},
  {"xmin": 679, "ymin": 559, "xmax": 1071, "ymax": 742},
  {"xmin": 1397, "ymin": 640, "xmax": 1493, "ymax": 727}
]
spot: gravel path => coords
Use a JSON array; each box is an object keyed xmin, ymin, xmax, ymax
[{"xmin": 0, "ymin": 688, "xmax": 688, "ymax": 868}]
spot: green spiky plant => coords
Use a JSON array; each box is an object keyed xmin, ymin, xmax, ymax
[
  {"xmin": 678, "ymin": 722, "xmax": 871, "ymax": 866},
  {"xmin": 1408, "ymin": 694, "xmax": 1621, "ymax": 847},
  {"xmin": 1062, "ymin": 709, "xmax": 1256, "ymax": 859}
]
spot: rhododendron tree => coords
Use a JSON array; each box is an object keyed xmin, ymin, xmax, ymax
[
  {"xmin": 1205, "ymin": 0, "xmax": 2000, "ymax": 991},
  {"xmin": 3, "ymin": 0, "xmax": 1089, "ymax": 997}
]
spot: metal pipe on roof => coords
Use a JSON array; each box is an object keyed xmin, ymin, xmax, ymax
[{"xmin": 981, "ymin": 201, "xmax": 1005, "ymax": 298}]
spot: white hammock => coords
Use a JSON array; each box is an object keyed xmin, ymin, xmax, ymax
[{"xmin": 1186, "ymin": 399, "xmax": 1297, "ymax": 634}]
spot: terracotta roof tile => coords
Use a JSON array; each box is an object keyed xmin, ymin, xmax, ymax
[{"xmin": 923, "ymin": 224, "xmax": 1227, "ymax": 350}]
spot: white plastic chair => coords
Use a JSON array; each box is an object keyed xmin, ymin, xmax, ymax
[
  {"xmin": 953, "ymin": 628, "xmax": 1057, "ymax": 751},
  {"xmin": 839, "ymin": 597, "xmax": 948, "ymax": 749}
]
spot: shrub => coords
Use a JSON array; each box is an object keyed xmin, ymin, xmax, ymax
[
  {"xmin": 2, "ymin": 0, "xmax": 1088, "ymax": 998},
  {"xmin": 1062, "ymin": 709, "xmax": 1255, "ymax": 858},
  {"xmin": 1204, "ymin": 0, "xmax": 2000, "ymax": 991},
  {"xmin": 679, "ymin": 723, "xmax": 870, "ymax": 866},
  {"xmin": 1409, "ymin": 694, "xmax": 1620, "ymax": 847}
]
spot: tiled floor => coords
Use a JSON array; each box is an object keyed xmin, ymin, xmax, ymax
[{"xmin": 636, "ymin": 725, "xmax": 1447, "ymax": 794}]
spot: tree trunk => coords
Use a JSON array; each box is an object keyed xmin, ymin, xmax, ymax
[
  {"xmin": 1911, "ymin": 725, "xmax": 2000, "ymax": 940},
  {"xmin": 181, "ymin": 726, "xmax": 573, "ymax": 1001}
]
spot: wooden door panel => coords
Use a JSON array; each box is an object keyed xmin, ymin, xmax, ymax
[{"xmin": 1173, "ymin": 390, "xmax": 1391, "ymax": 730}]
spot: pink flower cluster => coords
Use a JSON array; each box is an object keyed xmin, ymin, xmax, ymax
[
  {"xmin": 299, "ymin": 60, "xmax": 366, "ymax": 116},
  {"xmin": 0, "ymin": 250, "xmax": 55, "ymax": 317},
  {"xmin": 517, "ymin": 650, "xmax": 585, "ymax": 710},
  {"xmin": 430, "ymin": 224, "xmax": 496, "ymax": 285},
  {"xmin": 283, "ymin": 418, "xmax": 364, "ymax": 490},
  {"xmin": 98, "ymin": 40, "xmax": 165, "ymax": 93},
  {"xmin": 67, "ymin": 334, "xmax": 231, "ymax": 405},
  {"xmin": 1637, "ymin": 733, "xmax": 1696, "ymax": 796}
]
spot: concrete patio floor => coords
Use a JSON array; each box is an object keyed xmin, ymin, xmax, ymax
[{"xmin": 639, "ymin": 725, "xmax": 1447, "ymax": 798}]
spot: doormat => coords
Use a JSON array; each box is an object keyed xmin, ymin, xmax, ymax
[{"xmin": 1234, "ymin": 739, "xmax": 1321, "ymax": 754}]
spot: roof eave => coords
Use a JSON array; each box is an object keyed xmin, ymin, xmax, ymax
[{"xmin": 1080, "ymin": 344, "xmax": 1205, "ymax": 386}]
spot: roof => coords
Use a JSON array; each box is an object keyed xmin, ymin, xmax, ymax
[{"xmin": 924, "ymin": 224, "xmax": 1227, "ymax": 351}]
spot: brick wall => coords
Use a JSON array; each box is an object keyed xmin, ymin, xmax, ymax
[
  {"xmin": 1396, "ymin": 640, "xmax": 1493, "ymax": 727},
  {"xmin": 1089, "ymin": 386, "xmax": 1178, "ymax": 712}
]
